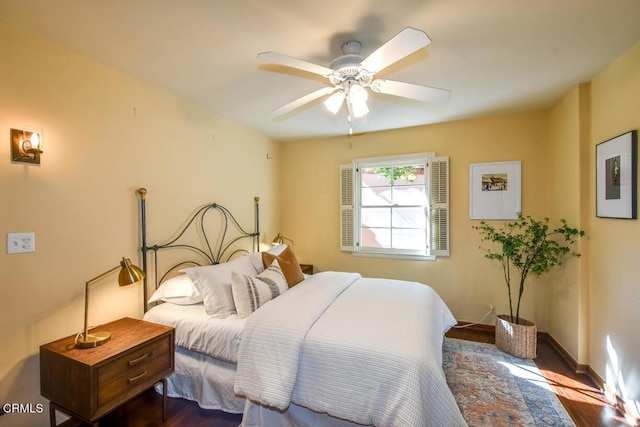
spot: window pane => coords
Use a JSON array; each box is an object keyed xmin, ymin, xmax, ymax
[
  {"xmin": 353, "ymin": 155, "xmax": 435, "ymax": 258},
  {"xmin": 392, "ymin": 207, "xmax": 426, "ymax": 228},
  {"xmin": 361, "ymin": 227, "xmax": 391, "ymax": 248},
  {"xmin": 393, "ymin": 165, "xmax": 425, "ymax": 186},
  {"xmin": 361, "ymin": 207, "xmax": 391, "ymax": 228},
  {"xmin": 361, "ymin": 186, "xmax": 392, "ymax": 206},
  {"xmin": 392, "ymin": 229, "xmax": 426, "ymax": 250},
  {"xmin": 392, "ymin": 186, "xmax": 426, "ymax": 206},
  {"xmin": 361, "ymin": 168, "xmax": 391, "ymax": 187}
]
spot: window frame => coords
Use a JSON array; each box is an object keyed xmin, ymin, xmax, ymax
[{"xmin": 340, "ymin": 152, "xmax": 449, "ymax": 261}]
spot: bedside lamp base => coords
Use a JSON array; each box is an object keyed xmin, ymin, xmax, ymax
[{"xmin": 76, "ymin": 331, "xmax": 111, "ymax": 348}]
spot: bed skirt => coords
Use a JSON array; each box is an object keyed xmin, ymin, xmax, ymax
[
  {"xmin": 241, "ymin": 400, "xmax": 373, "ymax": 427},
  {"xmin": 156, "ymin": 346, "xmax": 245, "ymax": 413}
]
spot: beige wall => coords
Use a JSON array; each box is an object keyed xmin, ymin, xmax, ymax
[
  {"xmin": 279, "ymin": 112, "xmax": 554, "ymax": 328},
  {"xmin": 0, "ymin": 21, "xmax": 278, "ymax": 426},
  {"xmin": 589, "ymin": 41, "xmax": 640, "ymax": 416},
  {"xmin": 546, "ymin": 85, "xmax": 587, "ymax": 362}
]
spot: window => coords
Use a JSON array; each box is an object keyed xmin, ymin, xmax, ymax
[{"xmin": 340, "ymin": 153, "xmax": 449, "ymax": 259}]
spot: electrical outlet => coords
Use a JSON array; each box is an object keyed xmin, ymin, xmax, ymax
[
  {"xmin": 7, "ymin": 232, "xmax": 35, "ymax": 254},
  {"xmin": 490, "ymin": 305, "xmax": 495, "ymax": 314}
]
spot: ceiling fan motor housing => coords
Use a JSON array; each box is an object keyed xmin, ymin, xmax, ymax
[
  {"xmin": 329, "ymin": 41, "xmax": 372, "ymax": 87},
  {"xmin": 330, "ymin": 54, "xmax": 364, "ymax": 72}
]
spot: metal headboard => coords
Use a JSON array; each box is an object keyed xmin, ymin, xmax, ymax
[{"xmin": 136, "ymin": 187, "xmax": 260, "ymax": 312}]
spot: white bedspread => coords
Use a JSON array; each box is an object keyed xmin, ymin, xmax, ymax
[
  {"xmin": 143, "ymin": 302, "xmax": 246, "ymax": 363},
  {"xmin": 235, "ymin": 271, "xmax": 466, "ymax": 427}
]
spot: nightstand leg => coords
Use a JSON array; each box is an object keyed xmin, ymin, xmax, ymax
[
  {"xmin": 161, "ymin": 378, "xmax": 168, "ymax": 421},
  {"xmin": 49, "ymin": 401, "xmax": 56, "ymax": 427},
  {"xmin": 49, "ymin": 402, "xmax": 98, "ymax": 427}
]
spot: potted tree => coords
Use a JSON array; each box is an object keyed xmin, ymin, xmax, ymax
[{"xmin": 474, "ymin": 214, "xmax": 584, "ymax": 358}]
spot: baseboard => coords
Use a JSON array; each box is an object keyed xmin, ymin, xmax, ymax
[
  {"xmin": 538, "ymin": 332, "xmax": 590, "ymax": 374},
  {"xmin": 452, "ymin": 322, "xmax": 587, "ymax": 373},
  {"xmin": 588, "ymin": 366, "xmax": 640, "ymax": 426},
  {"xmin": 446, "ymin": 321, "xmax": 495, "ymax": 342},
  {"xmin": 450, "ymin": 321, "xmax": 495, "ymax": 334},
  {"xmin": 537, "ymin": 334, "xmax": 638, "ymax": 425}
]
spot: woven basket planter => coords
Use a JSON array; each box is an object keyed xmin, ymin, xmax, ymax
[{"xmin": 495, "ymin": 314, "xmax": 537, "ymax": 359}]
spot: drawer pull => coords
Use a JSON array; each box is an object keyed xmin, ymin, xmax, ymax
[
  {"xmin": 128, "ymin": 370, "xmax": 148, "ymax": 383},
  {"xmin": 128, "ymin": 353, "xmax": 150, "ymax": 366}
]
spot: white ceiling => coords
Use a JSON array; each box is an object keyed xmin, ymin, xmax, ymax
[{"xmin": 2, "ymin": 0, "xmax": 640, "ymax": 140}]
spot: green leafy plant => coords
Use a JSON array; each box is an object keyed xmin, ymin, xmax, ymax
[
  {"xmin": 373, "ymin": 166, "xmax": 418, "ymax": 183},
  {"xmin": 473, "ymin": 214, "xmax": 584, "ymax": 325}
]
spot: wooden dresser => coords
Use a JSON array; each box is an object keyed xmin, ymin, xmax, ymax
[{"xmin": 40, "ymin": 317, "xmax": 175, "ymax": 426}]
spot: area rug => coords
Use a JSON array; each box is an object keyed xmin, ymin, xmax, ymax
[{"xmin": 443, "ymin": 338, "xmax": 576, "ymax": 427}]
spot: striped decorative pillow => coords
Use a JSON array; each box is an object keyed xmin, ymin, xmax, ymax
[
  {"xmin": 184, "ymin": 255, "xmax": 259, "ymax": 318},
  {"xmin": 231, "ymin": 259, "xmax": 288, "ymax": 318}
]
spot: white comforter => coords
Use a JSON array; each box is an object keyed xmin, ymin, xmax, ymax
[{"xmin": 235, "ymin": 271, "xmax": 466, "ymax": 427}]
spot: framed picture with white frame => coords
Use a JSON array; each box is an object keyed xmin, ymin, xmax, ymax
[{"xmin": 469, "ymin": 161, "xmax": 522, "ymax": 220}]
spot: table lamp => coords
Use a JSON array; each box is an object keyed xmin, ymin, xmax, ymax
[{"xmin": 75, "ymin": 257, "xmax": 145, "ymax": 349}]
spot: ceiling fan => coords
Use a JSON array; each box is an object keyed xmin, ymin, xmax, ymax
[{"xmin": 258, "ymin": 27, "xmax": 451, "ymax": 131}]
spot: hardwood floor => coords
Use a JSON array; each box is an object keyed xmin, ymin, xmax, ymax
[
  {"xmin": 59, "ymin": 391, "xmax": 242, "ymax": 427},
  {"xmin": 60, "ymin": 329, "xmax": 630, "ymax": 427},
  {"xmin": 446, "ymin": 327, "xmax": 631, "ymax": 427}
]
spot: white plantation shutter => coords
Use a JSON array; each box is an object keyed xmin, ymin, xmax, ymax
[
  {"xmin": 340, "ymin": 164, "xmax": 354, "ymax": 251},
  {"xmin": 429, "ymin": 156, "xmax": 449, "ymax": 256}
]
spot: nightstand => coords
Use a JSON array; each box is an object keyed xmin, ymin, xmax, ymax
[
  {"xmin": 40, "ymin": 317, "xmax": 175, "ymax": 427},
  {"xmin": 300, "ymin": 263, "xmax": 314, "ymax": 275}
]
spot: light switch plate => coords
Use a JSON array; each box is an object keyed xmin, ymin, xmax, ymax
[{"xmin": 7, "ymin": 232, "xmax": 35, "ymax": 254}]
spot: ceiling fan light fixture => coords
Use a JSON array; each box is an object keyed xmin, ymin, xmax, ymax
[
  {"xmin": 351, "ymin": 98, "xmax": 369, "ymax": 118},
  {"xmin": 348, "ymin": 84, "xmax": 369, "ymax": 118},
  {"xmin": 348, "ymin": 83, "xmax": 368, "ymax": 104},
  {"xmin": 324, "ymin": 91, "xmax": 345, "ymax": 114}
]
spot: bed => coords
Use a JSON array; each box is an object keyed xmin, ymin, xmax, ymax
[{"xmin": 136, "ymin": 188, "xmax": 466, "ymax": 427}]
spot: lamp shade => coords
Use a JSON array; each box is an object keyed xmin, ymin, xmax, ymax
[
  {"xmin": 118, "ymin": 257, "xmax": 145, "ymax": 286},
  {"xmin": 351, "ymin": 99, "xmax": 369, "ymax": 118},
  {"xmin": 349, "ymin": 84, "xmax": 368, "ymax": 104},
  {"xmin": 324, "ymin": 91, "xmax": 345, "ymax": 114},
  {"xmin": 272, "ymin": 233, "xmax": 285, "ymax": 245},
  {"xmin": 349, "ymin": 85, "xmax": 369, "ymax": 118},
  {"xmin": 29, "ymin": 132, "xmax": 41, "ymax": 151},
  {"xmin": 272, "ymin": 232, "xmax": 294, "ymax": 249}
]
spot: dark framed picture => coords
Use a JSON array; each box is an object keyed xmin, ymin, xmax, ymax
[{"xmin": 596, "ymin": 130, "xmax": 637, "ymax": 219}]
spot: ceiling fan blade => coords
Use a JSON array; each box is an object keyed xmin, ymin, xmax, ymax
[
  {"xmin": 370, "ymin": 79, "xmax": 451, "ymax": 103},
  {"xmin": 258, "ymin": 51, "xmax": 335, "ymax": 77},
  {"xmin": 360, "ymin": 27, "xmax": 431, "ymax": 74},
  {"xmin": 272, "ymin": 86, "xmax": 337, "ymax": 116}
]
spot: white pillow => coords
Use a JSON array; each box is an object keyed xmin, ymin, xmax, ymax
[
  {"xmin": 184, "ymin": 255, "xmax": 259, "ymax": 318},
  {"xmin": 231, "ymin": 259, "xmax": 288, "ymax": 318},
  {"xmin": 148, "ymin": 274, "xmax": 203, "ymax": 305}
]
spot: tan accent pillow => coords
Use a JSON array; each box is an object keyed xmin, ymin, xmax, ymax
[{"xmin": 261, "ymin": 246, "xmax": 305, "ymax": 287}]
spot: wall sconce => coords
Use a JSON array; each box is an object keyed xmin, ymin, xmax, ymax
[
  {"xmin": 75, "ymin": 257, "xmax": 145, "ymax": 349},
  {"xmin": 11, "ymin": 128, "xmax": 43, "ymax": 165}
]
